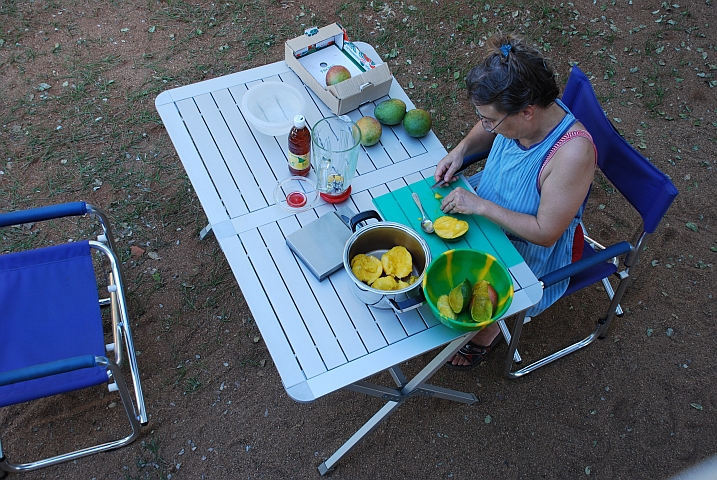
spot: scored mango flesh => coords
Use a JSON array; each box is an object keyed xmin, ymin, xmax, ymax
[
  {"xmin": 351, "ymin": 254, "xmax": 383, "ymax": 285},
  {"xmin": 397, "ymin": 275, "xmax": 418, "ymax": 290},
  {"xmin": 381, "ymin": 246, "xmax": 413, "ymax": 279},
  {"xmin": 434, "ymin": 216, "xmax": 469, "ymax": 240}
]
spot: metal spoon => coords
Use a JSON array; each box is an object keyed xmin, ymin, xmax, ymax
[{"xmin": 412, "ymin": 192, "xmax": 434, "ymax": 233}]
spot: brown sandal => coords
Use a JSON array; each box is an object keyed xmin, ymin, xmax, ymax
[{"xmin": 445, "ymin": 333, "xmax": 502, "ymax": 370}]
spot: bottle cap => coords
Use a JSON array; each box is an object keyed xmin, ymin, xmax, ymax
[{"xmin": 293, "ymin": 115, "xmax": 306, "ymax": 129}]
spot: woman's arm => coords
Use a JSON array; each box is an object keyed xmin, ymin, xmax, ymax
[
  {"xmin": 442, "ymin": 135, "xmax": 595, "ymax": 247},
  {"xmin": 434, "ymin": 122, "xmax": 496, "ymax": 185}
]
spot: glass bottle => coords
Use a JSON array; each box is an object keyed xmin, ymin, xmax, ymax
[{"xmin": 288, "ymin": 115, "xmax": 311, "ymax": 177}]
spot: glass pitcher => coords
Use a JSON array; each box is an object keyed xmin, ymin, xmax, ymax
[{"xmin": 312, "ymin": 116, "xmax": 361, "ymax": 204}]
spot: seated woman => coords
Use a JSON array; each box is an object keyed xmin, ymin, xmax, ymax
[{"xmin": 434, "ymin": 33, "xmax": 597, "ymax": 369}]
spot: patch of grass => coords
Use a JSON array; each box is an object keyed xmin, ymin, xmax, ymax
[
  {"xmin": 124, "ymin": 436, "xmax": 170, "ymax": 480},
  {"xmin": 183, "ymin": 376, "xmax": 202, "ymax": 393}
]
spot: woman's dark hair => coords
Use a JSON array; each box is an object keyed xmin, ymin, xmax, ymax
[{"xmin": 466, "ymin": 33, "xmax": 559, "ymax": 114}]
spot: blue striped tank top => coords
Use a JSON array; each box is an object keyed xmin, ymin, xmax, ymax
[{"xmin": 473, "ymin": 99, "xmax": 585, "ymax": 316}]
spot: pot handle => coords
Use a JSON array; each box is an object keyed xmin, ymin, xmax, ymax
[
  {"xmin": 349, "ymin": 210, "xmax": 382, "ymax": 232},
  {"xmin": 389, "ymin": 290, "xmax": 426, "ymax": 313}
]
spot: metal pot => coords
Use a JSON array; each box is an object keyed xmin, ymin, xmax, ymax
[{"xmin": 343, "ymin": 211, "xmax": 431, "ymax": 312}]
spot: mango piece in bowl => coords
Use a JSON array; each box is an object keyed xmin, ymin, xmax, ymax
[{"xmin": 436, "ymin": 294, "xmax": 457, "ymax": 320}]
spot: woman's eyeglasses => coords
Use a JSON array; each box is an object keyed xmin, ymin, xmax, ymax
[{"xmin": 474, "ymin": 106, "xmax": 510, "ymax": 133}]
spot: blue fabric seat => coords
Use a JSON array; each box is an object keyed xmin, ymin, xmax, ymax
[
  {"xmin": 462, "ymin": 67, "xmax": 678, "ymax": 377},
  {"xmin": 0, "ymin": 202, "xmax": 147, "ymax": 475},
  {"xmin": 0, "ymin": 241, "xmax": 107, "ymax": 407}
]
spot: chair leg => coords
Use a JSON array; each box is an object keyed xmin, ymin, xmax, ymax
[
  {"xmin": 0, "ymin": 359, "xmax": 142, "ymax": 473},
  {"xmin": 497, "ymin": 319, "xmax": 522, "ymax": 363},
  {"xmin": 503, "ymin": 312, "xmax": 602, "ymax": 379},
  {"xmin": 601, "ymin": 277, "xmax": 623, "ymax": 316},
  {"xmin": 503, "ymin": 270, "xmax": 632, "ymax": 378},
  {"xmin": 1, "ymin": 436, "xmax": 8, "ymax": 478},
  {"xmin": 597, "ymin": 270, "xmax": 630, "ymax": 338}
]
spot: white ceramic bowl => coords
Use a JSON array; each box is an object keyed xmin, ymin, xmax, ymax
[{"xmin": 241, "ymin": 82, "xmax": 306, "ymax": 136}]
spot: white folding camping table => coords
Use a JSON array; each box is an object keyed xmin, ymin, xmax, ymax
[{"xmin": 155, "ymin": 43, "xmax": 543, "ymax": 474}]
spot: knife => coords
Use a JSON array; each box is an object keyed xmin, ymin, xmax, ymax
[{"xmin": 429, "ymin": 179, "xmax": 444, "ymax": 190}]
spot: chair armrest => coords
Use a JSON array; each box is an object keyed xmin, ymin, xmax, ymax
[
  {"xmin": 0, "ymin": 355, "xmax": 99, "ymax": 387},
  {"xmin": 0, "ymin": 202, "xmax": 88, "ymax": 228},
  {"xmin": 539, "ymin": 241, "xmax": 632, "ymax": 288}
]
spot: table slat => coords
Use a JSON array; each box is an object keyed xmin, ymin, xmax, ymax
[
  {"xmin": 240, "ymin": 229, "xmax": 327, "ymax": 378},
  {"xmin": 328, "ymin": 269, "xmax": 389, "ymax": 353},
  {"xmin": 217, "ymin": 235, "xmax": 306, "ymax": 388},
  {"xmin": 261, "ymin": 221, "xmax": 349, "ymax": 370},
  {"xmin": 175, "ymin": 98, "xmax": 248, "ymax": 218},
  {"xmin": 156, "ymin": 102, "xmax": 229, "ymax": 226},
  {"xmin": 217, "ymin": 86, "xmax": 279, "ymax": 205},
  {"xmin": 395, "ymin": 308, "xmax": 430, "ymax": 336},
  {"xmin": 195, "ymin": 92, "xmax": 267, "ymax": 212},
  {"xmin": 278, "ymin": 215, "xmax": 369, "ymax": 362}
]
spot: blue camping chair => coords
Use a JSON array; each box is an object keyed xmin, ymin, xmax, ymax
[
  {"xmin": 0, "ymin": 202, "xmax": 147, "ymax": 475},
  {"xmin": 461, "ymin": 66, "xmax": 678, "ymax": 378}
]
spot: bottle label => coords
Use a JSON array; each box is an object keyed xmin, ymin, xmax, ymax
[{"xmin": 288, "ymin": 152, "xmax": 310, "ymax": 170}]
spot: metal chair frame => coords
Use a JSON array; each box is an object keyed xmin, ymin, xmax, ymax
[{"xmin": 0, "ymin": 202, "xmax": 147, "ymax": 475}]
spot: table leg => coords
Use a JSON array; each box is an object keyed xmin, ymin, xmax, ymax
[
  {"xmin": 497, "ymin": 318, "xmax": 522, "ymax": 364},
  {"xmin": 318, "ymin": 334, "xmax": 474, "ymax": 475},
  {"xmin": 388, "ymin": 366, "xmax": 407, "ymax": 387},
  {"xmin": 199, "ymin": 223, "xmax": 213, "ymax": 240},
  {"xmin": 318, "ymin": 401, "xmax": 401, "ymax": 475}
]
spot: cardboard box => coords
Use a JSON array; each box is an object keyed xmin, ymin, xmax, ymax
[{"xmin": 285, "ymin": 23, "xmax": 393, "ymax": 115}]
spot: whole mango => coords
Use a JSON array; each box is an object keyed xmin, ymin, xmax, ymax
[
  {"xmin": 403, "ymin": 108, "xmax": 432, "ymax": 137},
  {"xmin": 374, "ymin": 98, "xmax": 406, "ymax": 126},
  {"xmin": 326, "ymin": 65, "xmax": 351, "ymax": 86},
  {"xmin": 356, "ymin": 116, "xmax": 382, "ymax": 147}
]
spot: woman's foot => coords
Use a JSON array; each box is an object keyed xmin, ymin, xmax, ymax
[{"xmin": 447, "ymin": 323, "xmax": 502, "ymax": 369}]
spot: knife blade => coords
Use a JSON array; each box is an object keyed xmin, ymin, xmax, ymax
[{"xmin": 429, "ymin": 179, "xmax": 444, "ymax": 190}]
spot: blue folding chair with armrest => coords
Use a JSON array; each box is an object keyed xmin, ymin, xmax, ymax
[
  {"xmin": 0, "ymin": 202, "xmax": 147, "ymax": 476},
  {"xmin": 460, "ymin": 66, "xmax": 678, "ymax": 378}
]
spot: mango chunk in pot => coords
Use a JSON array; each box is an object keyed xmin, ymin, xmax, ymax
[
  {"xmin": 371, "ymin": 276, "xmax": 400, "ymax": 291},
  {"xmin": 381, "ymin": 246, "xmax": 413, "ymax": 279},
  {"xmin": 350, "ymin": 254, "xmax": 383, "ymax": 285}
]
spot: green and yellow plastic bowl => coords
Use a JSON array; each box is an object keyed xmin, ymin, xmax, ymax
[{"xmin": 422, "ymin": 249, "xmax": 514, "ymax": 331}]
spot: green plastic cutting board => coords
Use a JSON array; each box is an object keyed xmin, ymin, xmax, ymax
[{"xmin": 372, "ymin": 177, "xmax": 524, "ymax": 269}]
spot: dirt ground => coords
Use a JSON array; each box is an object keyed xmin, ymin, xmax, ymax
[{"xmin": 1, "ymin": 1, "xmax": 716, "ymax": 479}]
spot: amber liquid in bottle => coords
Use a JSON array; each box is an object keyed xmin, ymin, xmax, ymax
[{"xmin": 288, "ymin": 115, "xmax": 311, "ymax": 177}]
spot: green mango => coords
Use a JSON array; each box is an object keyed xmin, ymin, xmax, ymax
[
  {"xmin": 374, "ymin": 98, "xmax": 407, "ymax": 126},
  {"xmin": 403, "ymin": 108, "xmax": 432, "ymax": 138}
]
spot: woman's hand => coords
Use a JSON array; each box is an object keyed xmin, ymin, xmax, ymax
[
  {"xmin": 433, "ymin": 150, "xmax": 463, "ymax": 186},
  {"xmin": 435, "ymin": 121, "xmax": 497, "ymax": 186},
  {"xmin": 440, "ymin": 187, "xmax": 484, "ymax": 215}
]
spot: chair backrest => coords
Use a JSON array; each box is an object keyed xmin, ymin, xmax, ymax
[{"xmin": 561, "ymin": 67, "xmax": 678, "ymax": 234}]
